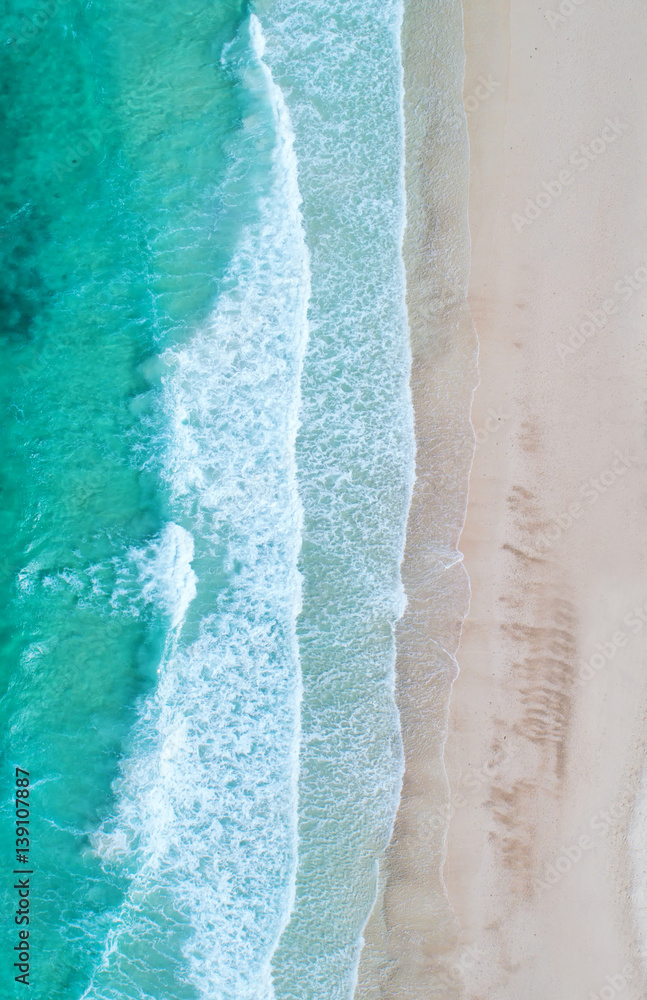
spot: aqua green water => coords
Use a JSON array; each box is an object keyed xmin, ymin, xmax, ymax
[
  {"xmin": 0, "ymin": 2, "xmax": 413, "ymax": 998},
  {"xmin": 1, "ymin": 1, "xmax": 250, "ymax": 994}
]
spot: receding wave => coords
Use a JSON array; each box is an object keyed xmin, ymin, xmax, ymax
[{"xmin": 257, "ymin": 2, "xmax": 414, "ymax": 997}]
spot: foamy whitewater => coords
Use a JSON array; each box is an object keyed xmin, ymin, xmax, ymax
[
  {"xmin": 0, "ymin": 2, "xmax": 412, "ymax": 997},
  {"xmin": 86, "ymin": 17, "xmax": 309, "ymax": 1000}
]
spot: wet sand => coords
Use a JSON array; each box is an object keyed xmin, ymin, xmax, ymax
[{"xmin": 356, "ymin": 0, "xmax": 477, "ymax": 996}]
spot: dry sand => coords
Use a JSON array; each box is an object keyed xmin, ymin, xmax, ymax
[{"xmin": 444, "ymin": 1, "xmax": 647, "ymax": 998}]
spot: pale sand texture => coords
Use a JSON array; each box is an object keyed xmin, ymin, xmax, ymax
[{"xmin": 445, "ymin": 1, "xmax": 647, "ymax": 998}]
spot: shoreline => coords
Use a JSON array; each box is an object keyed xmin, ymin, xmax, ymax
[
  {"xmin": 356, "ymin": 0, "xmax": 478, "ymax": 996},
  {"xmin": 445, "ymin": 1, "xmax": 647, "ymax": 997}
]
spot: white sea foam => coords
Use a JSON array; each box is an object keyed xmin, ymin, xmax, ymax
[
  {"xmin": 132, "ymin": 522, "xmax": 197, "ymax": 629},
  {"xmin": 80, "ymin": 0, "xmax": 415, "ymax": 996},
  {"xmin": 85, "ymin": 14, "xmax": 310, "ymax": 1000},
  {"xmin": 248, "ymin": 2, "xmax": 413, "ymax": 997}
]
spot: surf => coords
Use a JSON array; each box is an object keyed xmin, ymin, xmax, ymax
[{"xmin": 85, "ymin": 15, "xmax": 310, "ymax": 999}]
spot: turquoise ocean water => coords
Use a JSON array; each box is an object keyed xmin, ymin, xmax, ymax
[{"xmin": 0, "ymin": 1, "xmax": 413, "ymax": 997}]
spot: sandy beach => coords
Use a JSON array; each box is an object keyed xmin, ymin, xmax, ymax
[
  {"xmin": 444, "ymin": 1, "xmax": 647, "ymax": 997},
  {"xmin": 358, "ymin": 1, "xmax": 647, "ymax": 998}
]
